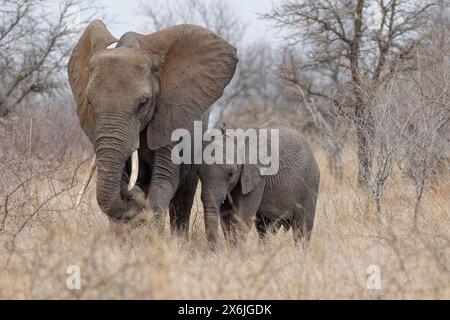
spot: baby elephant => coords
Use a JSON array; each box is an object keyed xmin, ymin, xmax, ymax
[{"xmin": 197, "ymin": 120, "xmax": 320, "ymax": 247}]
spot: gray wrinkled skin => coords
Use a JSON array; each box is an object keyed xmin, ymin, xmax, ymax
[
  {"xmin": 197, "ymin": 120, "xmax": 320, "ymax": 247},
  {"xmin": 67, "ymin": 21, "xmax": 237, "ymax": 236}
]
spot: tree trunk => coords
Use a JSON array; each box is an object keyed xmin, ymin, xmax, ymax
[
  {"xmin": 353, "ymin": 88, "xmax": 373, "ymax": 188},
  {"xmin": 0, "ymin": 100, "xmax": 9, "ymax": 117},
  {"xmin": 350, "ymin": 0, "xmax": 372, "ymax": 188},
  {"xmin": 356, "ymin": 124, "xmax": 372, "ymax": 187}
]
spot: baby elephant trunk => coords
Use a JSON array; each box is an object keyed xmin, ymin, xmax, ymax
[{"xmin": 201, "ymin": 189, "xmax": 225, "ymax": 247}]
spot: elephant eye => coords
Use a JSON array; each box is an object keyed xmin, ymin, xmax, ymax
[{"xmin": 137, "ymin": 96, "xmax": 150, "ymax": 111}]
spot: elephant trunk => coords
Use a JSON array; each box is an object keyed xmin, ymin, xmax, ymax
[
  {"xmin": 95, "ymin": 112, "xmax": 141, "ymax": 220},
  {"xmin": 201, "ymin": 189, "xmax": 223, "ymax": 246}
]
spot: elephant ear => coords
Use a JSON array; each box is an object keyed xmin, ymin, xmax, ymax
[
  {"xmin": 138, "ymin": 24, "xmax": 238, "ymax": 149},
  {"xmin": 67, "ymin": 20, "xmax": 117, "ymax": 143},
  {"xmin": 240, "ymin": 164, "xmax": 263, "ymax": 195}
]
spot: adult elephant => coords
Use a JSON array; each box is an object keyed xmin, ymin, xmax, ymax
[{"xmin": 68, "ymin": 20, "xmax": 237, "ymax": 235}]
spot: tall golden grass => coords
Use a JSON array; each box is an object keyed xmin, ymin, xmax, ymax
[{"xmin": 0, "ymin": 149, "xmax": 448, "ymax": 299}]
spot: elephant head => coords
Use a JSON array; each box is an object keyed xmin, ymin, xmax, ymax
[{"xmin": 68, "ymin": 20, "xmax": 237, "ymax": 220}]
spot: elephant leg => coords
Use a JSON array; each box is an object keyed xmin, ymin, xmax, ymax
[
  {"xmin": 146, "ymin": 146, "xmax": 180, "ymax": 229},
  {"xmin": 219, "ymin": 194, "xmax": 234, "ymax": 241},
  {"xmin": 255, "ymin": 213, "xmax": 270, "ymax": 242},
  {"xmin": 256, "ymin": 214, "xmax": 282, "ymax": 244},
  {"xmin": 292, "ymin": 197, "xmax": 316, "ymax": 244},
  {"xmin": 219, "ymin": 209, "xmax": 232, "ymax": 241},
  {"xmin": 169, "ymin": 169, "xmax": 198, "ymax": 238}
]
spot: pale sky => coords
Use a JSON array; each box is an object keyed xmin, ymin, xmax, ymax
[{"xmin": 95, "ymin": 0, "xmax": 281, "ymax": 45}]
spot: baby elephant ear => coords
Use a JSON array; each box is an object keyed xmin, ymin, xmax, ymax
[
  {"xmin": 138, "ymin": 25, "xmax": 238, "ymax": 150},
  {"xmin": 240, "ymin": 164, "xmax": 263, "ymax": 195},
  {"xmin": 67, "ymin": 20, "xmax": 117, "ymax": 143}
]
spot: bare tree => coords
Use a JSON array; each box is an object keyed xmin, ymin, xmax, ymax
[
  {"xmin": 364, "ymin": 4, "xmax": 449, "ymax": 214},
  {"xmin": 138, "ymin": 0, "xmax": 246, "ymax": 46},
  {"xmin": 280, "ymin": 48, "xmax": 345, "ymax": 179},
  {"xmin": 0, "ymin": 0, "xmax": 98, "ymax": 117},
  {"xmin": 139, "ymin": 0, "xmax": 252, "ymax": 125},
  {"xmin": 138, "ymin": 0, "xmax": 294, "ymax": 128},
  {"xmin": 264, "ymin": 0, "xmax": 447, "ymax": 187},
  {"xmin": 400, "ymin": 58, "xmax": 449, "ymax": 220},
  {"xmin": 369, "ymin": 77, "xmax": 417, "ymax": 213},
  {"xmin": 215, "ymin": 42, "xmax": 294, "ymax": 124}
]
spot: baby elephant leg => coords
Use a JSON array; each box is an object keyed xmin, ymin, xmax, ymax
[
  {"xmin": 292, "ymin": 198, "xmax": 317, "ymax": 244},
  {"xmin": 255, "ymin": 213, "xmax": 281, "ymax": 243},
  {"xmin": 169, "ymin": 169, "xmax": 198, "ymax": 239}
]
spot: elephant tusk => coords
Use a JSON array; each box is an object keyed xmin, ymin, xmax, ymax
[
  {"xmin": 76, "ymin": 154, "xmax": 97, "ymax": 207},
  {"xmin": 128, "ymin": 150, "xmax": 139, "ymax": 191},
  {"xmin": 226, "ymin": 193, "xmax": 234, "ymax": 207}
]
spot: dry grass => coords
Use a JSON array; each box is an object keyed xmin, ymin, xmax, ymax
[{"xmin": 0, "ymin": 148, "xmax": 448, "ymax": 300}]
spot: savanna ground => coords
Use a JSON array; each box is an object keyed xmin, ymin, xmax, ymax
[{"xmin": 0, "ymin": 120, "xmax": 448, "ymax": 299}]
